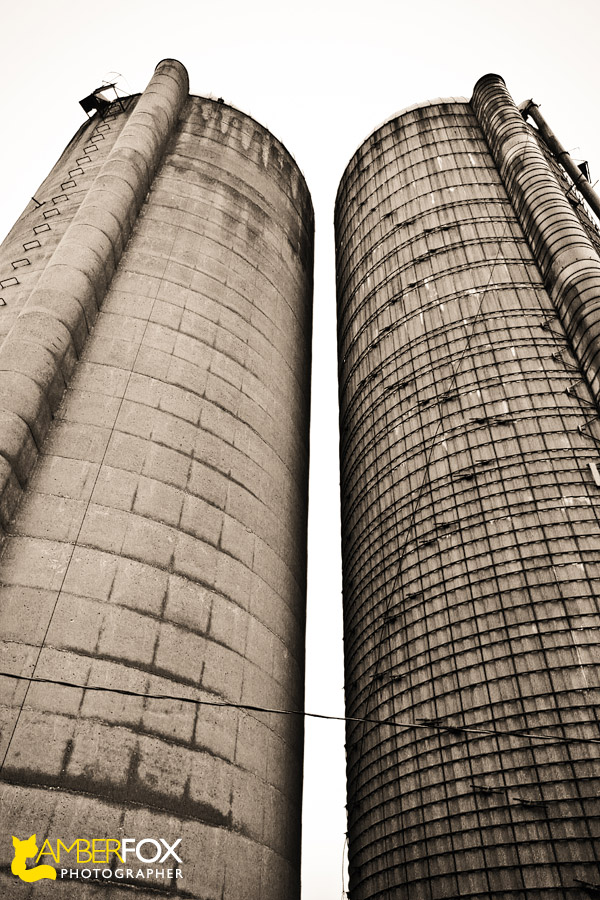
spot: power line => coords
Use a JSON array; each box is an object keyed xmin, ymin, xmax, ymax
[{"xmin": 1, "ymin": 670, "xmax": 600, "ymax": 748}]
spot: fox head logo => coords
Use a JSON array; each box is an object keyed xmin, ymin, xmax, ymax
[{"xmin": 11, "ymin": 834, "xmax": 57, "ymax": 882}]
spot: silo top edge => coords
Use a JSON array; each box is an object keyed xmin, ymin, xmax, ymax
[
  {"xmin": 82, "ymin": 87, "xmax": 313, "ymax": 217},
  {"xmin": 187, "ymin": 93, "xmax": 314, "ymax": 214},
  {"xmin": 471, "ymin": 73, "xmax": 507, "ymax": 96},
  {"xmin": 335, "ymin": 96, "xmax": 469, "ymax": 209}
]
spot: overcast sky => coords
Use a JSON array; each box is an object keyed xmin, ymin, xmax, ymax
[{"xmin": 1, "ymin": 1, "xmax": 600, "ymax": 896}]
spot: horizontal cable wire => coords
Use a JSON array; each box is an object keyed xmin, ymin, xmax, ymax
[{"xmin": 1, "ymin": 670, "xmax": 600, "ymax": 747}]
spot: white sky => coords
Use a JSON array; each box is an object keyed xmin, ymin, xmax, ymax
[{"xmin": 1, "ymin": 1, "xmax": 599, "ymax": 896}]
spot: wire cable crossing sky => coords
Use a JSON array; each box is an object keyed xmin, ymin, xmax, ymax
[{"xmin": 4, "ymin": 670, "xmax": 600, "ymax": 748}]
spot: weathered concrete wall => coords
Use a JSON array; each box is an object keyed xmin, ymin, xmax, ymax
[
  {"xmin": 0, "ymin": 65, "xmax": 313, "ymax": 899},
  {"xmin": 0, "ymin": 96, "xmax": 138, "ymax": 344},
  {"xmin": 336, "ymin": 97, "xmax": 600, "ymax": 900},
  {"xmin": 0, "ymin": 59, "xmax": 188, "ymax": 539}
]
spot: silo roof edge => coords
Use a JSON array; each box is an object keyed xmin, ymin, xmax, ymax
[{"xmin": 335, "ymin": 96, "xmax": 470, "ymax": 207}]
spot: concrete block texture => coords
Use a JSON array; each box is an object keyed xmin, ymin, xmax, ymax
[
  {"xmin": 0, "ymin": 59, "xmax": 189, "ymax": 530},
  {"xmin": 336, "ymin": 97, "xmax": 600, "ymax": 899},
  {"xmin": 0, "ymin": 62, "xmax": 313, "ymax": 899}
]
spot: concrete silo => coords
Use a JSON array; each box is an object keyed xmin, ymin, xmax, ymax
[
  {"xmin": 0, "ymin": 59, "xmax": 313, "ymax": 898},
  {"xmin": 336, "ymin": 77, "xmax": 600, "ymax": 899}
]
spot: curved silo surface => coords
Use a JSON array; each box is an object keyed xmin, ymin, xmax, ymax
[
  {"xmin": 336, "ymin": 96, "xmax": 600, "ymax": 899},
  {"xmin": 0, "ymin": 60, "xmax": 313, "ymax": 899}
]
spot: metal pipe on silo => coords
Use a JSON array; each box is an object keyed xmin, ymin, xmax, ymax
[
  {"xmin": 472, "ymin": 74, "xmax": 600, "ymax": 405},
  {"xmin": 519, "ymin": 99, "xmax": 600, "ymax": 222}
]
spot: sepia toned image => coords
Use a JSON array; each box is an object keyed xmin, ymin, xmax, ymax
[{"xmin": 0, "ymin": 2, "xmax": 599, "ymax": 898}]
